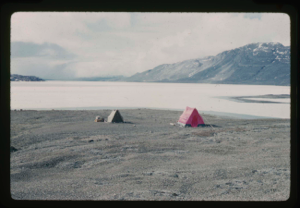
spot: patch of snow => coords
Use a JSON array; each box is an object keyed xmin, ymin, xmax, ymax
[
  {"xmin": 188, "ymin": 71, "xmax": 198, "ymax": 77},
  {"xmin": 275, "ymin": 56, "xmax": 281, "ymax": 60},
  {"xmin": 253, "ymin": 44, "xmax": 269, "ymax": 53},
  {"xmin": 270, "ymin": 42, "xmax": 280, "ymax": 45}
]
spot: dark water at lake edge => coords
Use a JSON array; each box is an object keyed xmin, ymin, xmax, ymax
[{"xmin": 216, "ymin": 94, "xmax": 290, "ymax": 104}]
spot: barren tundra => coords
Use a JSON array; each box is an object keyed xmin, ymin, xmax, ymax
[{"xmin": 10, "ymin": 109, "xmax": 290, "ymax": 201}]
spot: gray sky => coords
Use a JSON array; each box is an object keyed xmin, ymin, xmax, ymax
[{"xmin": 11, "ymin": 12, "xmax": 290, "ymax": 79}]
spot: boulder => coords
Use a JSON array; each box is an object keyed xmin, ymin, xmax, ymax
[{"xmin": 10, "ymin": 146, "xmax": 18, "ymax": 152}]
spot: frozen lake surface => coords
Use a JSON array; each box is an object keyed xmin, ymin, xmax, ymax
[{"xmin": 10, "ymin": 81, "xmax": 290, "ymax": 119}]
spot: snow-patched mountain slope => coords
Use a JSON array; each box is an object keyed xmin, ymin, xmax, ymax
[
  {"xmin": 126, "ymin": 42, "xmax": 290, "ymax": 85},
  {"xmin": 126, "ymin": 56, "xmax": 214, "ymax": 82}
]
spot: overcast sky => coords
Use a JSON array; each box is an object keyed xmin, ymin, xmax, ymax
[{"xmin": 11, "ymin": 12, "xmax": 290, "ymax": 79}]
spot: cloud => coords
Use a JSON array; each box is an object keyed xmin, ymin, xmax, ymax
[
  {"xmin": 10, "ymin": 12, "xmax": 290, "ymax": 79},
  {"xmin": 11, "ymin": 41, "xmax": 76, "ymax": 59},
  {"xmin": 244, "ymin": 13, "xmax": 262, "ymax": 20},
  {"xmin": 10, "ymin": 41, "xmax": 78, "ymax": 79},
  {"xmin": 11, "ymin": 57, "xmax": 77, "ymax": 79}
]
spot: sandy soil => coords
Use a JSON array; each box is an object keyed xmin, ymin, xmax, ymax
[{"xmin": 10, "ymin": 109, "xmax": 290, "ymax": 201}]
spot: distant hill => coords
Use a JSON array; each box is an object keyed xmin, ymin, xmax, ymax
[
  {"xmin": 126, "ymin": 42, "xmax": 290, "ymax": 86},
  {"xmin": 71, "ymin": 76, "xmax": 126, "ymax": 81},
  {"xmin": 10, "ymin": 74, "xmax": 45, "ymax": 81}
]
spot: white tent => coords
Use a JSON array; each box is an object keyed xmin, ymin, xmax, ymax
[{"xmin": 107, "ymin": 110, "xmax": 124, "ymax": 123}]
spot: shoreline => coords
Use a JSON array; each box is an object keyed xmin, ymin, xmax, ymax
[
  {"xmin": 12, "ymin": 80, "xmax": 291, "ymax": 86},
  {"xmin": 10, "ymin": 107, "xmax": 281, "ymax": 120}
]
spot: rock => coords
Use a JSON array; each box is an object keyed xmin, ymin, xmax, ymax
[
  {"xmin": 172, "ymin": 174, "xmax": 179, "ymax": 178},
  {"xmin": 252, "ymin": 170, "xmax": 258, "ymax": 173},
  {"xmin": 88, "ymin": 140, "xmax": 94, "ymax": 143},
  {"xmin": 10, "ymin": 146, "xmax": 18, "ymax": 152},
  {"xmin": 73, "ymin": 161, "xmax": 82, "ymax": 168},
  {"xmin": 143, "ymin": 172, "xmax": 153, "ymax": 176},
  {"xmin": 225, "ymin": 182, "xmax": 233, "ymax": 186}
]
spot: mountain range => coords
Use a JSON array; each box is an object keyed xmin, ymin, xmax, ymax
[
  {"xmin": 126, "ymin": 42, "xmax": 290, "ymax": 85},
  {"xmin": 11, "ymin": 42, "xmax": 290, "ymax": 85},
  {"xmin": 70, "ymin": 76, "xmax": 126, "ymax": 81}
]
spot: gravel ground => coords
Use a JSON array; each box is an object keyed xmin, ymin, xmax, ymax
[{"xmin": 10, "ymin": 109, "xmax": 290, "ymax": 201}]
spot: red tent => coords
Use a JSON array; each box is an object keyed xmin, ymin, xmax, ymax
[{"xmin": 177, "ymin": 106, "xmax": 205, "ymax": 127}]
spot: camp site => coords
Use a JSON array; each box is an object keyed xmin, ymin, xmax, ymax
[
  {"xmin": 9, "ymin": 12, "xmax": 291, "ymax": 201},
  {"xmin": 10, "ymin": 106, "xmax": 290, "ymax": 200}
]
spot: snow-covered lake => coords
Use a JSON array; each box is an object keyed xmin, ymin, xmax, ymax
[{"xmin": 10, "ymin": 81, "xmax": 290, "ymax": 119}]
